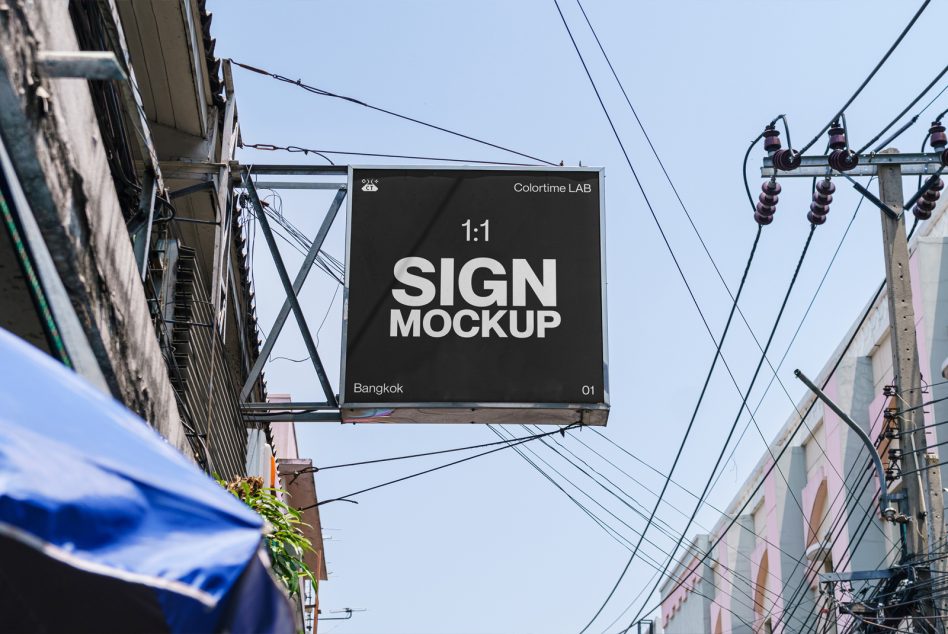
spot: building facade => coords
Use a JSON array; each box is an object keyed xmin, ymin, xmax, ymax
[
  {"xmin": 0, "ymin": 1, "xmax": 325, "ymax": 630},
  {"xmin": 660, "ymin": 198, "xmax": 948, "ymax": 633}
]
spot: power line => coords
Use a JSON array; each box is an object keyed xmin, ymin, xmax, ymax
[
  {"xmin": 524, "ymin": 426, "xmax": 812, "ymax": 616},
  {"xmin": 856, "ymin": 64, "xmax": 948, "ymax": 154},
  {"xmin": 706, "ymin": 213, "xmax": 930, "ymax": 623},
  {"xmin": 709, "ymin": 183, "xmax": 873, "ymax": 495},
  {"xmin": 488, "ymin": 426, "xmax": 645, "ymax": 553},
  {"xmin": 798, "ymin": 0, "xmax": 932, "ymax": 154},
  {"xmin": 561, "ymin": 9, "xmax": 869, "ymax": 622},
  {"xmin": 301, "ymin": 424, "xmax": 579, "ymax": 509},
  {"xmin": 229, "ymin": 59, "xmax": 557, "ymax": 166},
  {"xmin": 570, "ymin": 0, "xmax": 742, "ymax": 303},
  {"xmin": 241, "ymin": 142, "xmax": 544, "ymax": 167},
  {"xmin": 290, "ymin": 427, "xmax": 583, "ymax": 476},
  {"xmin": 783, "ymin": 461, "xmax": 901, "ymax": 633},
  {"xmin": 624, "ymin": 282, "xmax": 886, "ymax": 624},
  {"xmin": 490, "ymin": 427, "xmax": 666, "ymax": 562},
  {"xmin": 623, "ymin": 226, "xmax": 820, "ymax": 627},
  {"xmin": 570, "ymin": 2, "xmax": 843, "ymax": 513},
  {"xmin": 491, "ymin": 426, "xmax": 784, "ymax": 631},
  {"xmin": 575, "ymin": 427, "xmax": 823, "ymax": 581},
  {"xmin": 767, "ymin": 403, "xmax": 895, "ymax": 630},
  {"xmin": 548, "ymin": 3, "xmax": 772, "ymax": 629}
]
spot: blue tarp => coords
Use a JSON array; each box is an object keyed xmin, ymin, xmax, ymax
[{"xmin": 0, "ymin": 327, "xmax": 294, "ymax": 633}]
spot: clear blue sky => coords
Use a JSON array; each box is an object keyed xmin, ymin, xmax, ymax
[{"xmin": 208, "ymin": 2, "xmax": 948, "ymax": 632}]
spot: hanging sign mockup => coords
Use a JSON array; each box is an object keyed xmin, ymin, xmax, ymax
[{"xmin": 340, "ymin": 166, "xmax": 608, "ymax": 425}]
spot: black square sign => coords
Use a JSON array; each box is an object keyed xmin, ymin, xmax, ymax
[{"xmin": 341, "ymin": 167, "xmax": 608, "ymax": 425}]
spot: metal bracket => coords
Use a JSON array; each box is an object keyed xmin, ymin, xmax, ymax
[
  {"xmin": 239, "ymin": 402, "xmax": 340, "ymax": 424},
  {"xmin": 819, "ymin": 569, "xmax": 893, "ymax": 584},
  {"xmin": 238, "ymin": 171, "xmax": 342, "ymax": 407},
  {"xmin": 841, "ymin": 174, "xmax": 900, "ymax": 220},
  {"xmin": 129, "ymin": 169, "xmax": 157, "ymax": 280},
  {"xmin": 796, "ymin": 369, "xmax": 897, "ymax": 521},
  {"xmin": 761, "ymin": 151, "xmax": 944, "ymax": 178},
  {"xmin": 35, "ymin": 51, "xmax": 126, "ymax": 80}
]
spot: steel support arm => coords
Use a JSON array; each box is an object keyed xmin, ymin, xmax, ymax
[
  {"xmin": 240, "ymin": 173, "xmax": 338, "ymax": 407},
  {"xmin": 795, "ymin": 369, "xmax": 896, "ymax": 521}
]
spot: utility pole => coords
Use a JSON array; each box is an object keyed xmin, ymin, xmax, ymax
[
  {"xmin": 759, "ymin": 123, "xmax": 948, "ymax": 630},
  {"xmin": 877, "ymin": 152, "xmax": 946, "ymax": 633}
]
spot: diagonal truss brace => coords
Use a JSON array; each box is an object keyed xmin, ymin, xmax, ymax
[{"xmin": 239, "ymin": 172, "xmax": 343, "ymax": 407}]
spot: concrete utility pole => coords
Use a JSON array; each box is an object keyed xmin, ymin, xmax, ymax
[
  {"xmin": 762, "ymin": 122, "xmax": 948, "ymax": 627},
  {"xmin": 877, "ymin": 151, "xmax": 946, "ymax": 633}
]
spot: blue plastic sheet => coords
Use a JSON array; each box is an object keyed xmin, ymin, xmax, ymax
[{"xmin": 0, "ymin": 328, "xmax": 294, "ymax": 633}]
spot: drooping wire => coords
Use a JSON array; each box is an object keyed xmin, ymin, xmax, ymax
[
  {"xmin": 229, "ymin": 60, "xmax": 557, "ymax": 166},
  {"xmin": 624, "ymin": 276, "xmax": 885, "ymax": 624},
  {"xmin": 710, "ymin": 180, "xmax": 873, "ymax": 495},
  {"xmin": 623, "ymin": 226, "xmax": 819, "ymax": 628},
  {"xmin": 572, "ymin": 3, "xmax": 823, "ymax": 480},
  {"xmin": 241, "ymin": 142, "xmax": 543, "ymax": 167},
  {"xmin": 489, "ymin": 426, "xmax": 648, "ymax": 553},
  {"xmin": 491, "ymin": 426, "xmax": 779, "ymax": 631},
  {"xmin": 654, "ymin": 199, "xmax": 927, "ymax": 630},
  {"xmin": 798, "ymin": 0, "xmax": 932, "ymax": 155},
  {"xmin": 549, "ymin": 3, "xmax": 774, "ymax": 629},
  {"xmin": 856, "ymin": 64, "xmax": 948, "ymax": 154},
  {"xmin": 790, "ymin": 366, "xmax": 939, "ymax": 628},
  {"xmin": 302, "ymin": 424, "xmax": 580, "ymax": 509},
  {"xmin": 290, "ymin": 426, "xmax": 586, "ymax": 476},
  {"xmin": 767, "ymin": 404, "xmax": 894, "ymax": 629},
  {"xmin": 572, "ymin": 0, "xmax": 836, "ymax": 522},
  {"xmin": 572, "ymin": 0, "xmax": 753, "ymax": 296},
  {"xmin": 523, "ymin": 425, "xmax": 809, "ymax": 618}
]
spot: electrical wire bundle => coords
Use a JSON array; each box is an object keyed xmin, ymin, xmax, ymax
[{"xmin": 226, "ymin": 1, "xmax": 948, "ymax": 629}]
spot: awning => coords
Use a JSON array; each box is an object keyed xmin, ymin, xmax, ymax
[{"xmin": 0, "ymin": 327, "xmax": 294, "ymax": 633}]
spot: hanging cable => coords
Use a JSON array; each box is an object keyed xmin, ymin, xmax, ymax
[
  {"xmin": 710, "ymin": 183, "xmax": 872, "ymax": 494},
  {"xmin": 229, "ymin": 60, "xmax": 557, "ymax": 166},
  {"xmin": 492, "ymin": 426, "xmax": 780, "ymax": 631},
  {"xmin": 780, "ymin": 456, "xmax": 904, "ymax": 633},
  {"xmin": 768, "ymin": 408, "xmax": 896, "ymax": 630},
  {"xmin": 622, "ymin": 226, "xmax": 819, "ymax": 628},
  {"xmin": 288, "ymin": 426, "xmax": 587, "ymax": 477},
  {"xmin": 525, "ymin": 425, "xmax": 812, "ymax": 619},
  {"xmin": 570, "ymin": 2, "xmax": 832, "ymax": 480},
  {"xmin": 489, "ymin": 426, "xmax": 644, "ymax": 553},
  {"xmin": 622, "ymin": 285, "xmax": 886, "ymax": 627},
  {"xmin": 302, "ymin": 424, "xmax": 579, "ymax": 508},
  {"xmin": 857, "ymin": 67, "xmax": 948, "ymax": 154},
  {"xmin": 550, "ymin": 4, "xmax": 777, "ymax": 629},
  {"xmin": 241, "ymin": 142, "xmax": 543, "ymax": 167},
  {"xmin": 798, "ymin": 0, "xmax": 932, "ymax": 154},
  {"xmin": 572, "ymin": 0, "xmax": 765, "ymax": 280}
]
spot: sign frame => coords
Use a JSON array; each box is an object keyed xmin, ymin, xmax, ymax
[{"xmin": 339, "ymin": 165, "xmax": 609, "ymax": 426}]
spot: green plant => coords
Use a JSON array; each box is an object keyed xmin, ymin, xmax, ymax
[{"xmin": 218, "ymin": 476, "xmax": 317, "ymax": 597}]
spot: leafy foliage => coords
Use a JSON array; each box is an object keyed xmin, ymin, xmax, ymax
[{"xmin": 219, "ymin": 476, "xmax": 317, "ymax": 597}]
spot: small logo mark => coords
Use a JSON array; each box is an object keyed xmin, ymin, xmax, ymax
[{"xmin": 361, "ymin": 178, "xmax": 379, "ymax": 192}]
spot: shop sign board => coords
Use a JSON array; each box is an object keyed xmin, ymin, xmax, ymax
[{"xmin": 340, "ymin": 166, "xmax": 608, "ymax": 425}]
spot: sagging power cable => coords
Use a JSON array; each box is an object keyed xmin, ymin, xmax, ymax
[
  {"xmin": 229, "ymin": 59, "xmax": 557, "ymax": 166},
  {"xmin": 492, "ymin": 426, "xmax": 784, "ymax": 631},
  {"xmin": 856, "ymin": 63, "xmax": 948, "ymax": 153},
  {"xmin": 289, "ymin": 427, "xmax": 585, "ymax": 478},
  {"xmin": 242, "ymin": 142, "xmax": 543, "ymax": 167},
  {"xmin": 574, "ymin": 4, "xmax": 828, "ymax": 481},
  {"xmin": 623, "ymin": 279, "xmax": 886, "ymax": 626},
  {"xmin": 798, "ymin": 0, "xmax": 932, "ymax": 154},
  {"xmin": 622, "ymin": 226, "xmax": 819, "ymax": 628},
  {"xmin": 301, "ymin": 424, "xmax": 579, "ymax": 509},
  {"xmin": 550, "ymin": 3, "xmax": 775, "ymax": 630}
]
